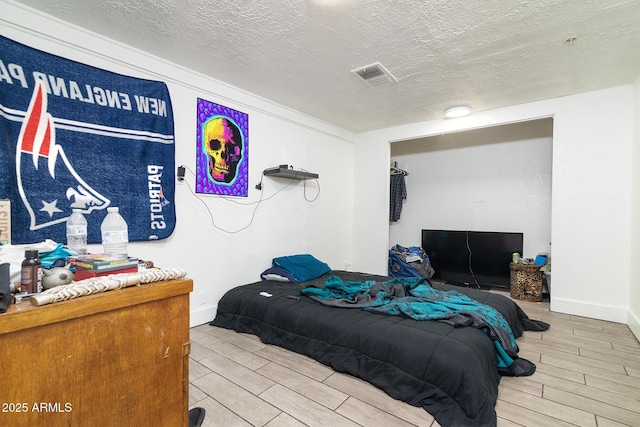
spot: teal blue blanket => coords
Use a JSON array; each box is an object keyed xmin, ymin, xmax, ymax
[{"xmin": 302, "ymin": 276, "xmax": 527, "ymax": 371}]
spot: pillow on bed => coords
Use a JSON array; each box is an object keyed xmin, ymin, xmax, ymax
[
  {"xmin": 260, "ymin": 266, "xmax": 296, "ymax": 282},
  {"xmin": 271, "ymin": 254, "xmax": 331, "ymax": 283}
]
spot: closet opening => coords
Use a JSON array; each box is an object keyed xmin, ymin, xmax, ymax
[{"xmin": 388, "ymin": 118, "xmax": 553, "ymax": 292}]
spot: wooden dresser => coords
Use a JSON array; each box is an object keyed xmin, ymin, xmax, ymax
[{"xmin": 0, "ymin": 278, "xmax": 193, "ymax": 427}]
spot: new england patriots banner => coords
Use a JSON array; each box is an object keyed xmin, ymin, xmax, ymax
[{"xmin": 0, "ymin": 35, "xmax": 176, "ymax": 244}]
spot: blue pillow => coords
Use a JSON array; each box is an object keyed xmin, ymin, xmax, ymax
[
  {"xmin": 272, "ymin": 254, "xmax": 331, "ymax": 283},
  {"xmin": 260, "ymin": 266, "xmax": 296, "ymax": 282}
]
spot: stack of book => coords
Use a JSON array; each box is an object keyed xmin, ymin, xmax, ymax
[{"xmin": 70, "ymin": 254, "xmax": 139, "ymax": 280}]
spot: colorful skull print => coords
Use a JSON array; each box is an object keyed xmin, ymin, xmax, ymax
[{"xmin": 203, "ymin": 117, "xmax": 243, "ymax": 183}]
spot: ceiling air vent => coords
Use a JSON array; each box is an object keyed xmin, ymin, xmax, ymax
[{"xmin": 351, "ymin": 62, "xmax": 397, "ymax": 88}]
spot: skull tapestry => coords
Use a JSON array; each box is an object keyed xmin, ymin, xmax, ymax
[{"xmin": 196, "ymin": 99, "xmax": 249, "ymax": 196}]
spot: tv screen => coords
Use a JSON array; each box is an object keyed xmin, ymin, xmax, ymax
[
  {"xmin": 420, "ymin": 230, "xmax": 471, "ymax": 285},
  {"xmin": 421, "ymin": 229, "xmax": 523, "ymax": 289}
]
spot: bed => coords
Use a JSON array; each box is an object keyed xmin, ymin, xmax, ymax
[{"xmin": 210, "ymin": 266, "xmax": 548, "ymax": 426}]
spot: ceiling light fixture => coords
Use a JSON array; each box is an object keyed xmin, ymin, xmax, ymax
[{"xmin": 444, "ymin": 105, "xmax": 471, "ymax": 119}]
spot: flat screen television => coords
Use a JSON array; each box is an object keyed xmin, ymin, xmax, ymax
[{"xmin": 421, "ymin": 229, "xmax": 523, "ymax": 289}]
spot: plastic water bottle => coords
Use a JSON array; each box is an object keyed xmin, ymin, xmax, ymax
[
  {"xmin": 66, "ymin": 209, "xmax": 88, "ymax": 255},
  {"xmin": 101, "ymin": 207, "xmax": 129, "ymax": 257}
]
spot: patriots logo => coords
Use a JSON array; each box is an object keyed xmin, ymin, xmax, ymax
[
  {"xmin": 16, "ymin": 81, "xmax": 109, "ymax": 230},
  {"xmin": 2, "ymin": 34, "xmax": 176, "ymax": 244}
]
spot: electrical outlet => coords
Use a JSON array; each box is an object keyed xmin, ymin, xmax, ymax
[{"xmin": 197, "ymin": 291, "xmax": 206, "ymax": 306}]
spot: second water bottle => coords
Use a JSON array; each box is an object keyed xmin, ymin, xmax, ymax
[{"xmin": 101, "ymin": 207, "xmax": 129, "ymax": 257}]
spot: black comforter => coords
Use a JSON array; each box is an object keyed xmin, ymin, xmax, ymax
[{"xmin": 210, "ymin": 270, "xmax": 547, "ymax": 426}]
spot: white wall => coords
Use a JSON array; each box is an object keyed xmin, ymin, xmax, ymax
[
  {"xmin": 630, "ymin": 73, "xmax": 640, "ymax": 339},
  {"xmin": 1, "ymin": 1, "xmax": 356, "ymax": 326},
  {"xmin": 354, "ymin": 87, "xmax": 635, "ymax": 325},
  {"xmin": 389, "ymin": 119, "xmax": 553, "ymax": 260}
]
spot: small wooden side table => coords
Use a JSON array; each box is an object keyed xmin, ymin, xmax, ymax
[{"xmin": 509, "ymin": 263, "xmax": 543, "ymax": 302}]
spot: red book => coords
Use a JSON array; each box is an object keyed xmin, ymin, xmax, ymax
[
  {"xmin": 70, "ymin": 254, "xmax": 138, "ymax": 272},
  {"xmin": 73, "ymin": 264, "xmax": 139, "ymax": 281}
]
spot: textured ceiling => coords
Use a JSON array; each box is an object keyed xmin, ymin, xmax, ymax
[{"xmin": 9, "ymin": 0, "xmax": 640, "ymax": 132}]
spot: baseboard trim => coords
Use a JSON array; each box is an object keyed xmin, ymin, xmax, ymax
[
  {"xmin": 550, "ymin": 297, "xmax": 628, "ymax": 324},
  {"xmin": 189, "ymin": 305, "xmax": 217, "ymax": 328},
  {"xmin": 628, "ymin": 308, "xmax": 640, "ymax": 342}
]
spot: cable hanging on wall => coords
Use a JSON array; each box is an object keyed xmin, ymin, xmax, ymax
[
  {"xmin": 260, "ymin": 165, "xmax": 320, "ymax": 202},
  {"xmin": 177, "ymin": 164, "xmax": 320, "ymax": 234},
  {"xmin": 465, "ymin": 230, "xmax": 481, "ymax": 289}
]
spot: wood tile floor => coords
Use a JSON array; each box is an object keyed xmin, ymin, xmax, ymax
[{"xmin": 188, "ymin": 293, "xmax": 640, "ymax": 426}]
